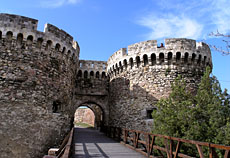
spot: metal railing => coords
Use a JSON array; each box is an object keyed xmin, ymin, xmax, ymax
[{"xmin": 102, "ymin": 126, "xmax": 230, "ymax": 158}]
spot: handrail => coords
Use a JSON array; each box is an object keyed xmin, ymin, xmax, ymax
[
  {"xmin": 102, "ymin": 126, "xmax": 230, "ymax": 158},
  {"xmin": 56, "ymin": 128, "xmax": 74, "ymax": 158}
]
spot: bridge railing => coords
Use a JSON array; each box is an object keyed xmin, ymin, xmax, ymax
[
  {"xmin": 102, "ymin": 126, "xmax": 230, "ymax": 158},
  {"xmin": 43, "ymin": 127, "xmax": 74, "ymax": 158}
]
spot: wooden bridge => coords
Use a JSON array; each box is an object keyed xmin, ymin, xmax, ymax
[{"xmin": 44, "ymin": 127, "xmax": 230, "ymax": 158}]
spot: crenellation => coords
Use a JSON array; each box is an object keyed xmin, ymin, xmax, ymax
[
  {"xmin": 127, "ymin": 40, "xmax": 157, "ymax": 55},
  {"xmin": 44, "ymin": 23, "xmax": 74, "ymax": 46},
  {"xmin": 78, "ymin": 60, "xmax": 107, "ymax": 79},
  {"xmin": 0, "ymin": 13, "xmax": 80, "ymax": 158},
  {"xmin": 0, "ymin": 13, "xmax": 214, "ymax": 158},
  {"xmin": 0, "ymin": 13, "xmax": 38, "ymax": 31},
  {"xmin": 107, "ymin": 38, "xmax": 212, "ymax": 77},
  {"xmin": 108, "ymin": 38, "xmax": 213, "ymax": 131},
  {"xmin": 0, "ymin": 14, "xmax": 80, "ymax": 62}
]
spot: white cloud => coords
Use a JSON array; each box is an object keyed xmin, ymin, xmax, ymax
[
  {"xmin": 138, "ymin": 14, "xmax": 203, "ymax": 40},
  {"xmin": 210, "ymin": 0, "xmax": 230, "ymax": 34},
  {"xmin": 138, "ymin": 0, "xmax": 230, "ymax": 40},
  {"xmin": 40, "ymin": 0, "xmax": 81, "ymax": 8}
]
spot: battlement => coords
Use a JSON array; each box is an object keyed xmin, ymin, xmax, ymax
[
  {"xmin": 77, "ymin": 60, "xmax": 107, "ymax": 79},
  {"xmin": 0, "ymin": 13, "xmax": 38, "ymax": 30},
  {"xmin": 107, "ymin": 38, "xmax": 212, "ymax": 78},
  {"xmin": 0, "ymin": 13, "xmax": 79, "ymax": 61}
]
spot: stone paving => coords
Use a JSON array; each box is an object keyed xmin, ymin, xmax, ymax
[{"xmin": 73, "ymin": 127, "xmax": 145, "ymax": 158}]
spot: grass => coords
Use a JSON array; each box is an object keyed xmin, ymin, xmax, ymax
[{"xmin": 74, "ymin": 122, "xmax": 94, "ymax": 128}]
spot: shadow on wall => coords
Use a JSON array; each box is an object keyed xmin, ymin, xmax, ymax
[
  {"xmin": 109, "ymin": 76, "xmax": 159, "ymax": 132},
  {"xmin": 108, "ymin": 66, "xmax": 203, "ymax": 132}
]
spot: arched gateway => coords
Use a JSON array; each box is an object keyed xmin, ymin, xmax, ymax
[{"xmin": 0, "ymin": 14, "xmax": 212, "ymax": 158}]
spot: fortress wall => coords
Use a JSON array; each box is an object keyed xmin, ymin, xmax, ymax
[
  {"xmin": 0, "ymin": 14, "xmax": 79, "ymax": 158},
  {"xmin": 75, "ymin": 60, "xmax": 108, "ymax": 96},
  {"xmin": 74, "ymin": 60, "xmax": 109, "ymax": 125},
  {"xmin": 107, "ymin": 38, "xmax": 212, "ymax": 131}
]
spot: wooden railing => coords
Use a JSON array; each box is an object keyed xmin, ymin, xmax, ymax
[
  {"xmin": 56, "ymin": 128, "xmax": 74, "ymax": 158},
  {"xmin": 43, "ymin": 128, "xmax": 74, "ymax": 158},
  {"xmin": 102, "ymin": 126, "xmax": 230, "ymax": 158}
]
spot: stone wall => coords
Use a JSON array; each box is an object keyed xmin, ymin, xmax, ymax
[
  {"xmin": 107, "ymin": 39, "xmax": 212, "ymax": 131},
  {"xmin": 75, "ymin": 108, "xmax": 95, "ymax": 126},
  {"xmin": 0, "ymin": 13, "xmax": 214, "ymax": 158},
  {"xmin": 73, "ymin": 60, "xmax": 109, "ymax": 126},
  {"xmin": 0, "ymin": 13, "xmax": 79, "ymax": 158}
]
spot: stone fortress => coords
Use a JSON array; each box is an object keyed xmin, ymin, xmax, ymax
[{"xmin": 0, "ymin": 13, "xmax": 212, "ymax": 158}]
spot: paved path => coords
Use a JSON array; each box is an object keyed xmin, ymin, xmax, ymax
[{"xmin": 73, "ymin": 127, "xmax": 145, "ymax": 158}]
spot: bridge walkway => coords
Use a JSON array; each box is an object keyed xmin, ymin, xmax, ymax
[{"xmin": 72, "ymin": 127, "xmax": 145, "ymax": 158}]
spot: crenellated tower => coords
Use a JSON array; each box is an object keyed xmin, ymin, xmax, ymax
[
  {"xmin": 0, "ymin": 13, "xmax": 79, "ymax": 158},
  {"xmin": 0, "ymin": 13, "xmax": 214, "ymax": 158},
  {"xmin": 107, "ymin": 39, "xmax": 212, "ymax": 131}
]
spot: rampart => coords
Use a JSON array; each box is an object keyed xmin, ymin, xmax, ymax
[
  {"xmin": 74, "ymin": 60, "xmax": 109, "ymax": 126},
  {"xmin": 0, "ymin": 13, "xmax": 79, "ymax": 158},
  {"xmin": 107, "ymin": 39, "xmax": 212, "ymax": 131},
  {"xmin": 0, "ymin": 13, "xmax": 214, "ymax": 158}
]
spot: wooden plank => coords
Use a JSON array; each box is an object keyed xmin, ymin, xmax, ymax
[
  {"xmin": 224, "ymin": 150, "xmax": 230, "ymax": 158},
  {"xmin": 196, "ymin": 144, "xmax": 204, "ymax": 158},
  {"xmin": 173, "ymin": 141, "xmax": 181, "ymax": 158},
  {"xmin": 209, "ymin": 147, "xmax": 218, "ymax": 158},
  {"xmin": 60, "ymin": 128, "xmax": 74, "ymax": 158}
]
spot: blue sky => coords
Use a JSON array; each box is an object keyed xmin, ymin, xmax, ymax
[{"xmin": 0, "ymin": 0, "xmax": 229, "ymax": 91}]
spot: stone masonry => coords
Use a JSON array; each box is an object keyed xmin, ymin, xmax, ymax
[
  {"xmin": 74, "ymin": 108, "xmax": 95, "ymax": 126},
  {"xmin": 0, "ymin": 14, "xmax": 79, "ymax": 158},
  {"xmin": 0, "ymin": 13, "xmax": 212, "ymax": 158},
  {"xmin": 107, "ymin": 39, "xmax": 212, "ymax": 131}
]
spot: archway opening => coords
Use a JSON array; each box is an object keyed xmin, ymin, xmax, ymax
[{"xmin": 74, "ymin": 103, "xmax": 104, "ymax": 130}]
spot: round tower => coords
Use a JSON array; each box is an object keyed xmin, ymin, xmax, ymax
[
  {"xmin": 107, "ymin": 38, "xmax": 212, "ymax": 131},
  {"xmin": 0, "ymin": 14, "xmax": 80, "ymax": 158}
]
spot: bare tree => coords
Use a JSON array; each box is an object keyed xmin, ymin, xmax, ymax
[{"xmin": 209, "ymin": 30, "xmax": 230, "ymax": 55}]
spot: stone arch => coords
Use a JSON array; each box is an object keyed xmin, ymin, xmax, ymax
[
  {"xmin": 72, "ymin": 98, "xmax": 109, "ymax": 128},
  {"xmin": 36, "ymin": 38, "xmax": 43, "ymax": 49},
  {"xmin": 143, "ymin": 54, "xmax": 148, "ymax": 66},
  {"xmin": 184, "ymin": 52, "xmax": 189, "ymax": 63},
  {"xmin": 77, "ymin": 70, "xmax": 82, "ymax": 78},
  {"xmin": 115, "ymin": 63, "xmax": 119, "ymax": 74},
  {"xmin": 123, "ymin": 59, "xmax": 127, "ymax": 70},
  {"xmin": 151, "ymin": 53, "xmax": 156, "ymax": 65},
  {"xmin": 192, "ymin": 53, "xmax": 196, "ymax": 62},
  {"xmin": 84, "ymin": 71, "xmax": 88, "ymax": 79},
  {"xmin": 62, "ymin": 47, "xmax": 66, "ymax": 54},
  {"xmin": 6, "ymin": 31, "xmax": 13, "ymax": 40},
  {"xmin": 136, "ymin": 56, "xmax": 141, "ymax": 68},
  {"xmin": 96, "ymin": 71, "xmax": 100, "ymax": 78},
  {"xmin": 176, "ymin": 52, "xmax": 181, "ymax": 62},
  {"xmin": 26, "ymin": 35, "xmax": 33, "ymax": 45},
  {"xmin": 203, "ymin": 56, "xmax": 207, "ymax": 65},
  {"xmin": 101, "ymin": 71, "xmax": 106, "ymax": 78},
  {"xmin": 90, "ymin": 71, "xmax": 94, "ymax": 78},
  {"xmin": 159, "ymin": 53, "xmax": 164, "ymax": 64},
  {"xmin": 55, "ymin": 43, "xmax": 61, "ymax": 51},
  {"xmin": 74, "ymin": 106, "xmax": 95, "ymax": 127},
  {"xmin": 16, "ymin": 33, "xmax": 23, "ymax": 45},
  {"xmin": 197, "ymin": 54, "xmax": 202, "ymax": 64},
  {"xmin": 45, "ymin": 40, "xmax": 52, "ymax": 50},
  {"xmin": 112, "ymin": 65, "xmax": 115, "ymax": 73},
  {"xmin": 168, "ymin": 52, "xmax": 173, "ymax": 64},
  {"xmin": 67, "ymin": 50, "xmax": 71, "ymax": 57},
  {"xmin": 119, "ymin": 61, "xmax": 123, "ymax": 73},
  {"xmin": 129, "ymin": 58, "xmax": 134, "ymax": 69}
]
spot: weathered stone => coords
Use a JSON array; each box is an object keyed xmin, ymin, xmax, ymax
[{"xmin": 0, "ymin": 13, "xmax": 213, "ymax": 158}]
